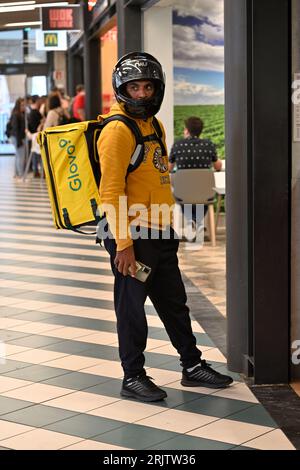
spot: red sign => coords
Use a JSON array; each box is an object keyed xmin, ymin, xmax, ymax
[
  {"xmin": 49, "ymin": 9, "xmax": 73, "ymax": 29},
  {"xmin": 42, "ymin": 6, "xmax": 82, "ymax": 31}
]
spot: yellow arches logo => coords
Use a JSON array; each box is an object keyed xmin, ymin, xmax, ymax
[{"xmin": 44, "ymin": 33, "xmax": 58, "ymax": 47}]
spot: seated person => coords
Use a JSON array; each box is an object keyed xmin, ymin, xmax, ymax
[{"xmin": 169, "ymin": 116, "xmax": 222, "ymax": 240}]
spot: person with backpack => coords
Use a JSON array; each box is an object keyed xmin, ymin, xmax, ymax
[
  {"xmin": 27, "ymin": 95, "xmax": 42, "ymax": 134},
  {"xmin": 97, "ymin": 52, "xmax": 233, "ymax": 403}
]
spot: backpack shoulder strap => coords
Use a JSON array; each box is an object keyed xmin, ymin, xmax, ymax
[
  {"xmin": 152, "ymin": 116, "xmax": 163, "ymax": 138},
  {"xmin": 101, "ymin": 114, "xmax": 145, "ymax": 174},
  {"xmin": 151, "ymin": 117, "xmax": 167, "ymax": 156},
  {"xmin": 100, "ymin": 114, "xmax": 168, "ymax": 174}
]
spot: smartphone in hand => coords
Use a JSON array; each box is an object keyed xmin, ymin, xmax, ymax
[{"xmin": 129, "ymin": 261, "xmax": 152, "ymax": 282}]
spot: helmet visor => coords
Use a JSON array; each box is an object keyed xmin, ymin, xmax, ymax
[{"xmin": 114, "ymin": 58, "xmax": 165, "ymax": 89}]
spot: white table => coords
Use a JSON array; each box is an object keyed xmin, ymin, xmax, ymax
[{"xmin": 213, "ymin": 171, "xmax": 225, "ymax": 229}]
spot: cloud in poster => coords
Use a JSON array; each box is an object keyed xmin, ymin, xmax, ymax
[
  {"xmin": 199, "ymin": 23, "xmax": 223, "ymax": 43},
  {"xmin": 174, "ymin": 78, "xmax": 224, "ymax": 106},
  {"xmin": 174, "ymin": 24, "xmax": 224, "ymax": 73},
  {"xmin": 171, "ymin": 0, "xmax": 224, "ymax": 105},
  {"xmin": 173, "ymin": 0, "xmax": 224, "ymax": 27},
  {"xmin": 173, "ymin": 0, "xmax": 224, "ymax": 72}
]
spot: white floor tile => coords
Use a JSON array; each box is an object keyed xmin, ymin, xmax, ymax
[
  {"xmin": 187, "ymin": 418, "xmax": 274, "ymax": 445},
  {"xmin": 244, "ymin": 429, "xmax": 295, "ymax": 450},
  {"xmin": 0, "ymin": 428, "xmax": 83, "ymax": 450}
]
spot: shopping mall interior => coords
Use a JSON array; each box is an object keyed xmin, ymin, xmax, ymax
[{"xmin": 0, "ymin": 0, "xmax": 299, "ymax": 453}]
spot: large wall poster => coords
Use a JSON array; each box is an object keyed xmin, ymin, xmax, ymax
[{"xmin": 173, "ymin": 0, "xmax": 225, "ymax": 157}]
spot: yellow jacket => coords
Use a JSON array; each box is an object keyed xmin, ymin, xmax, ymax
[{"xmin": 98, "ymin": 103, "xmax": 175, "ymax": 251}]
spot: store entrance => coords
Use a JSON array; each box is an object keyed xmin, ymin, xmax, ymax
[{"xmin": 0, "ymin": 74, "xmax": 46, "ymax": 156}]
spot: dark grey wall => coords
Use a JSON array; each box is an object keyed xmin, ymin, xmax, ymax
[
  {"xmin": 225, "ymin": 0, "xmax": 291, "ymax": 384},
  {"xmin": 225, "ymin": 0, "xmax": 251, "ymax": 375},
  {"xmin": 116, "ymin": 0, "xmax": 142, "ymax": 57},
  {"xmin": 251, "ymin": 0, "xmax": 290, "ymax": 384},
  {"xmin": 291, "ymin": 0, "xmax": 300, "ymax": 381},
  {"xmin": 83, "ymin": 1, "xmax": 101, "ymax": 120}
]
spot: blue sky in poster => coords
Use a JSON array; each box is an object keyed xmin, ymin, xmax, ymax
[{"xmin": 173, "ymin": 0, "xmax": 224, "ymax": 105}]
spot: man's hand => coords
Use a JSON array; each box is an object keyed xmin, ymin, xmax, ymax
[{"xmin": 114, "ymin": 245, "xmax": 137, "ymax": 277}]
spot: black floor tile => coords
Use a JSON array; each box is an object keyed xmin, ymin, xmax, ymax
[
  {"xmin": 3, "ymin": 364, "xmax": 71, "ymax": 382},
  {"xmin": 0, "ymin": 236, "xmax": 98, "ymax": 251},
  {"xmin": 92, "ymin": 424, "xmax": 177, "ymax": 450},
  {"xmin": 45, "ymin": 413, "xmax": 126, "ymax": 439},
  {"xmin": 1, "ymin": 404, "xmax": 78, "ymax": 428},
  {"xmin": 176, "ymin": 395, "xmax": 253, "ymax": 418},
  {"xmin": 40, "ymin": 340, "xmax": 95, "ymax": 355},
  {"xmin": 42, "ymin": 371, "xmax": 110, "ymax": 390},
  {"xmin": 0, "ymin": 248, "xmax": 109, "ymax": 269},
  {"xmin": 0, "ymin": 306, "xmax": 31, "ymax": 317},
  {"xmin": 0, "ymin": 396, "xmax": 34, "ymax": 416},
  {"xmin": 38, "ymin": 315, "xmax": 117, "ymax": 332},
  {"xmin": 6, "ymin": 310, "xmax": 57, "ymax": 322},
  {"xmin": 8, "ymin": 334, "xmax": 65, "ymax": 348},
  {"xmin": 0, "ymin": 330, "xmax": 31, "ymax": 342},
  {"xmin": 148, "ymin": 434, "xmax": 234, "ymax": 450}
]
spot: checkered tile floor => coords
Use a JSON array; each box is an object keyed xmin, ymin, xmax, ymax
[{"xmin": 0, "ymin": 157, "xmax": 294, "ymax": 450}]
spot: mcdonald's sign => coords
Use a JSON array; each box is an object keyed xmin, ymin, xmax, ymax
[
  {"xmin": 44, "ymin": 33, "xmax": 58, "ymax": 47},
  {"xmin": 36, "ymin": 30, "xmax": 67, "ymax": 51}
]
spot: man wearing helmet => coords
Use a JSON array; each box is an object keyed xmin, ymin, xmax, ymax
[{"xmin": 98, "ymin": 52, "xmax": 233, "ymax": 402}]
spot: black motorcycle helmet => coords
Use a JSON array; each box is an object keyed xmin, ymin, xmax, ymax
[{"xmin": 112, "ymin": 51, "xmax": 165, "ymax": 119}]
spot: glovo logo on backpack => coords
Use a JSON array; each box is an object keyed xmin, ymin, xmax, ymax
[{"xmin": 59, "ymin": 138, "xmax": 82, "ymax": 192}]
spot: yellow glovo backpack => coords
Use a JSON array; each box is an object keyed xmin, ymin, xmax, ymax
[{"xmin": 37, "ymin": 114, "xmax": 166, "ymax": 234}]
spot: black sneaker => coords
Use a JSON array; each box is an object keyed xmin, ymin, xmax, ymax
[
  {"xmin": 181, "ymin": 360, "xmax": 233, "ymax": 389},
  {"xmin": 121, "ymin": 374, "xmax": 167, "ymax": 402}
]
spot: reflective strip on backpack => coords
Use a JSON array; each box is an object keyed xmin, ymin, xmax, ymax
[{"xmin": 130, "ymin": 144, "xmax": 143, "ymax": 166}]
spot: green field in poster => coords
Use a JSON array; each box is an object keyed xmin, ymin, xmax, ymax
[{"xmin": 174, "ymin": 105, "xmax": 225, "ymax": 158}]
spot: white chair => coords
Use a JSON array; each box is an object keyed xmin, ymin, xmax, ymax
[{"xmin": 171, "ymin": 169, "xmax": 216, "ymax": 247}]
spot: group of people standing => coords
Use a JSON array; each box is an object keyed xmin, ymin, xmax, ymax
[{"xmin": 8, "ymin": 84, "xmax": 85, "ymax": 179}]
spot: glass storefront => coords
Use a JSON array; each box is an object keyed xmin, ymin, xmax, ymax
[
  {"xmin": 0, "ymin": 29, "xmax": 46, "ymax": 65},
  {"xmin": 0, "ymin": 30, "xmax": 23, "ymax": 64},
  {"xmin": 24, "ymin": 30, "xmax": 47, "ymax": 64}
]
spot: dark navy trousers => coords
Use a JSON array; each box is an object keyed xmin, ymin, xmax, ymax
[{"xmin": 104, "ymin": 228, "xmax": 202, "ymax": 378}]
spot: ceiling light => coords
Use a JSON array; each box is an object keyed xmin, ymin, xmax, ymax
[
  {"xmin": 4, "ymin": 21, "xmax": 42, "ymax": 27},
  {"xmin": 0, "ymin": 2, "xmax": 69, "ymax": 13},
  {"xmin": 0, "ymin": 6, "xmax": 35, "ymax": 12},
  {"xmin": 36, "ymin": 2, "xmax": 70, "ymax": 7},
  {"xmin": 0, "ymin": 2, "xmax": 36, "ymax": 6}
]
